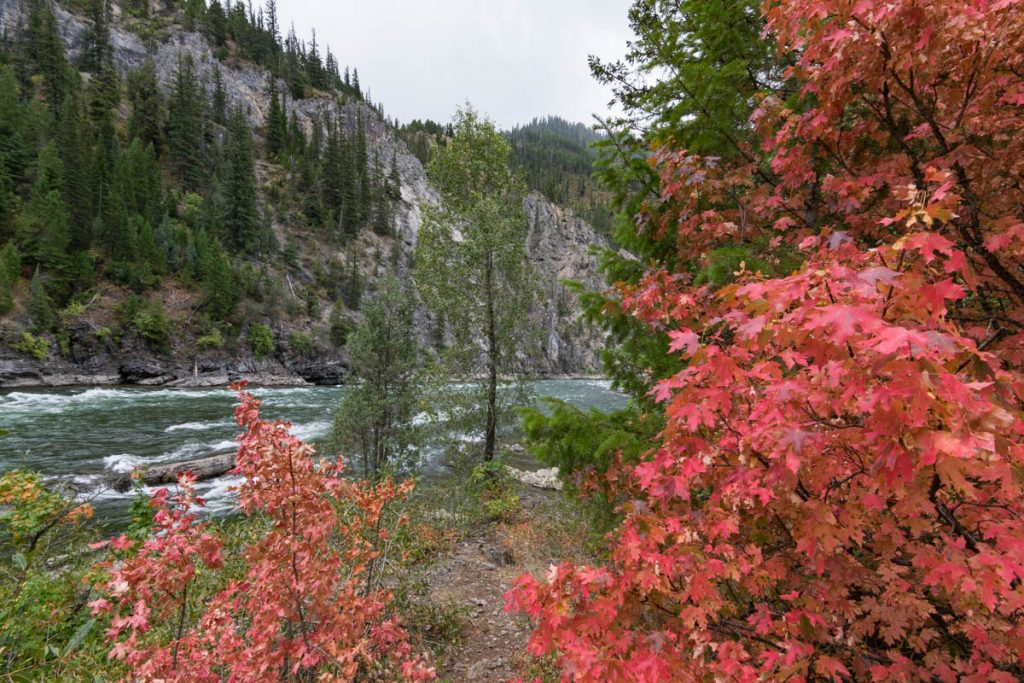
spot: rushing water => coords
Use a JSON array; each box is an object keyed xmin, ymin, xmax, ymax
[{"xmin": 0, "ymin": 380, "xmax": 625, "ymax": 522}]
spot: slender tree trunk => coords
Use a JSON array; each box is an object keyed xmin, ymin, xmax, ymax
[{"xmin": 484, "ymin": 252, "xmax": 497, "ymax": 461}]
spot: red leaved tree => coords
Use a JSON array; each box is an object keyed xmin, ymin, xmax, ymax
[
  {"xmin": 508, "ymin": 1, "xmax": 1024, "ymax": 681},
  {"xmin": 92, "ymin": 385, "xmax": 434, "ymax": 682}
]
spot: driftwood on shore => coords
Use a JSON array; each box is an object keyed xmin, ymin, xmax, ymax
[{"xmin": 111, "ymin": 453, "xmax": 236, "ymax": 492}]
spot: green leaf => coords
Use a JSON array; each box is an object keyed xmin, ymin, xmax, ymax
[
  {"xmin": 12, "ymin": 552, "xmax": 27, "ymax": 571},
  {"xmin": 62, "ymin": 618, "xmax": 95, "ymax": 657}
]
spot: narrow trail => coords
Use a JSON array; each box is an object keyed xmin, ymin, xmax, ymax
[
  {"xmin": 422, "ymin": 486, "xmax": 572, "ymax": 682},
  {"xmin": 425, "ymin": 530, "xmax": 534, "ymax": 681}
]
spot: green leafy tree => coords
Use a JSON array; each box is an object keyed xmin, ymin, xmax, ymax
[
  {"xmin": 329, "ymin": 276, "xmax": 420, "ymax": 478},
  {"xmin": 523, "ymin": 0, "xmax": 791, "ymax": 483},
  {"xmin": 413, "ymin": 105, "xmax": 536, "ymax": 462}
]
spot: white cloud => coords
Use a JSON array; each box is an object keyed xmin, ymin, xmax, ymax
[{"xmin": 277, "ymin": 0, "xmax": 631, "ymax": 128}]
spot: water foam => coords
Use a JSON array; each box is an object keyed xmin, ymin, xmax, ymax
[
  {"xmin": 102, "ymin": 453, "xmax": 145, "ymax": 474},
  {"xmin": 164, "ymin": 419, "xmax": 234, "ymax": 433}
]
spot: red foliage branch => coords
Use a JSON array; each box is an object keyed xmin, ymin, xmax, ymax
[
  {"xmin": 91, "ymin": 385, "xmax": 434, "ymax": 682},
  {"xmin": 507, "ymin": 1, "xmax": 1024, "ymax": 681}
]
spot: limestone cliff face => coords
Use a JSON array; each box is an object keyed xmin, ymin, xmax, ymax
[
  {"xmin": 0, "ymin": 0, "xmax": 607, "ymax": 385},
  {"xmin": 524, "ymin": 192, "xmax": 607, "ymax": 374}
]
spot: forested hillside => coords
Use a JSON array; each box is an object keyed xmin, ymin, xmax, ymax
[
  {"xmin": 399, "ymin": 115, "xmax": 614, "ymax": 237},
  {"xmin": 506, "ymin": 116, "xmax": 612, "ymax": 236},
  {"xmin": 0, "ymin": 0, "xmax": 607, "ymax": 386}
]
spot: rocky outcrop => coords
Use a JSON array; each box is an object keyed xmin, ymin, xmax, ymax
[
  {"xmin": 524, "ymin": 192, "xmax": 607, "ymax": 374},
  {"xmin": 507, "ymin": 466, "xmax": 564, "ymax": 491}
]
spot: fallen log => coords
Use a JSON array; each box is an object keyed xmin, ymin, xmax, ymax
[{"xmin": 111, "ymin": 452, "xmax": 236, "ymax": 492}]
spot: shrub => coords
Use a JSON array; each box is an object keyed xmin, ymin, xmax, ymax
[
  {"xmin": 507, "ymin": 1, "xmax": 1024, "ymax": 680},
  {"xmin": 12, "ymin": 331, "xmax": 49, "ymax": 360},
  {"xmin": 59, "ymin": 300, "xmax": 87, "ymax": 320},
  {"xmin": 89, "ymin": 387, "xmax": 436, "ymax": 681},
  {"xmin": 133, "ymin": 299, "xmax": 170, "ymax": 351},
  {"xmin": 248, "ymin": 323, "xmax": 273, "ymax": 357},
  {"xmin": 468, "ymin": 461, "xmax": 519, "ymax": 522},
  {"xmin": 289, "ymin": 329, "xmax": 314, "ymax": 355},
  {"xmin": 195, "ymin": 329, "xmax": 224, "ymax": 351},
  {"xmin": 0, "ymin": 471, "xmax": 99, "ymax": 678}
]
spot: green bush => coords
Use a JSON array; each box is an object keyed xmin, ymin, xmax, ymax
[
  {"xmin": 290, "ymin": 330, "xmax": 314, "ymax": 355},
  {"xmin": 249, "ymin": 323, "xmax": 274, "ymax": 357},
  {"xmin": 133, "ymin": 299, "xmax": 170, "ymax": 351},
  {"xmin": 0, "ymin": 471, "xmax": 106, "ymax": 678},
  {"xmin": 60, "ymin": 301, "xmax": 86, "ymax": 320},
  {"xmin": 468, "ymin": 461, "xmax": 520, "ymax": 522},
  {"xmin": 196, "ymin": 329, "xmax": 225, "ymax": 350},
  {"xmin": 12, "ymin": 331, "xmax": 50, "ymax": 360}
]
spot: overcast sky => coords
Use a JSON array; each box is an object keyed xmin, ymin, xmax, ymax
[{"xmin": 279, "ymin": 0, "xmax": 632, "ymax": 130}]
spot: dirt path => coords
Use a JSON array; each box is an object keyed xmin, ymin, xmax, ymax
[
  {"xmin": 421, "ymin": 486, "xmax": 570, "ymax": 682},
  {"xmin": 425, "ymin": 530, "xmax": 534, "ymax": 682}
]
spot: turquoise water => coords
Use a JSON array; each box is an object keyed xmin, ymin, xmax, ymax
[{"xmin": 0, "ymin": 380, "xmax": 625, "ymax": 519}]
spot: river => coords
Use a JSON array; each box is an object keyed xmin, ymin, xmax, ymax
[{"xmin": 0, "ymin": 379, "xmax": 625, "ymax": 523}]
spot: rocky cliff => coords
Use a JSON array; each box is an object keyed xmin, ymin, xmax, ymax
[{"xmin": 0, "ymin": 0, "xmax": 608, "ymax": 387}]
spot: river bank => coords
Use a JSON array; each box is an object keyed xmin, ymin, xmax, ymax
[
  {"xmin": 0, "ymin": 354, "xmax": 606, "ymax": 389},
  {"xmin": 0, "ymin": 352, "xmax": 345, "ymax": 388}
]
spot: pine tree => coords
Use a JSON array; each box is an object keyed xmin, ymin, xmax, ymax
[
  {"xmin": 299, "ymin": 156, "xmax": 323, "ymax": 226},
  {"xmin": 56, "ymin": 91, "xmax": 93, "ymax": 250},
  {"xmin": 211, "ymin": 64, "xmax": 227, "ymax": 127},
  {"xmin": 128, "ymin": 59, "xmax": 164, "ymax": 154},
  {"xmin": 205, "ymin": 0, "xmax": 228, "ymax": 47},
  {"xmin": 0, "ymin": 65, "xmax": 32, "ymax": 196},
  {"xmin": 223, "ymin": 107, "xmax": 263, "ymax": 253},
  {"xmin": 83, "ymin": 0, "xmax": 112, "ymax": 73},
  {"xmin": 183, "ymin": 0, "xmax": 205, "ymax": 31},
  {"xmin": 27, "ymin": 266, "xmax": 55, "ymax": 332},
  {"xmin": 25, "ymin": 0, "xmax": 70, "ymax": 107},
  {"xmin": 265, "ymin": 0, "xmax": 279, "ymax": 43},
  {"xmin": 388, "ymin": 153, "xmax": 401, "ymax": 200},
  {"xmin": 0, "ymin": 241, "xmax": 20, "ymax": 314},
  {"xmin": 287, "ymin": 111, "xmax": 305, "ymax": 156},
  {"xmin": 168, "ymin": 54, "xmax": 205, "ymax": 190},
  {"xmin": 90, "ymin": 110, "xmax": 119, "ymax": 252},
  {"xmin": 19, "ymin": 143, "xmax": 71, "ymax": 274},
  {"xmin": 84, "ymin": 0, "xmax": 118, "ymax": 115},
  {"xmin": 306, "ymin": 29, "xmax": 323, "ymax": 89},
  {"xmin": 265, "ymin": 78, "xmax": 288, "ymax": 159},
  {"xmin": 192, "ymin": 228, "xmax": 237, "ymax": 321},
  {"xmin": 0, "ymin": 164, "xmax": 13, "ymax": 244}
]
